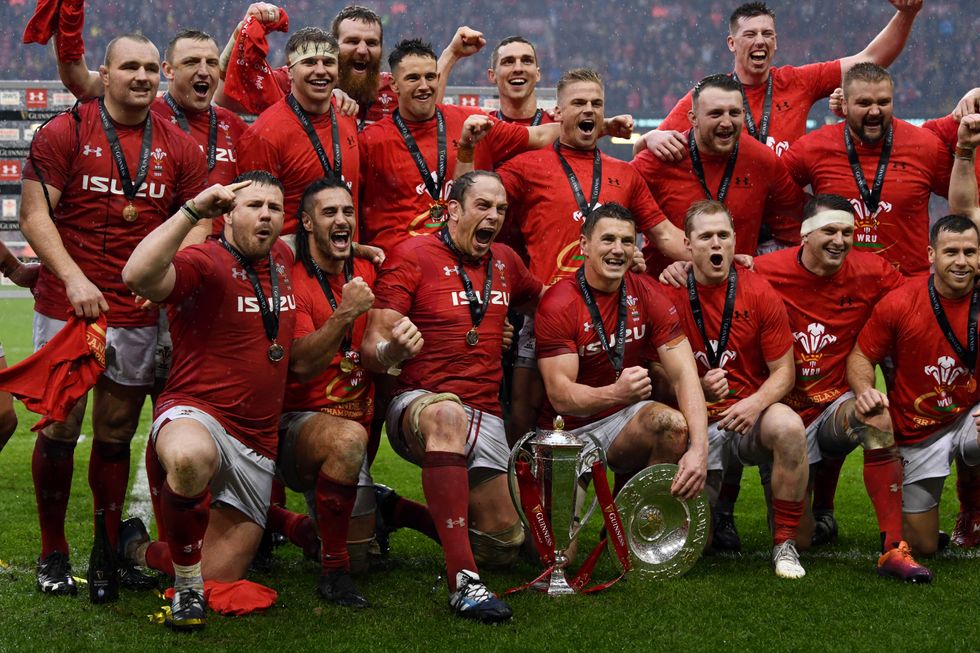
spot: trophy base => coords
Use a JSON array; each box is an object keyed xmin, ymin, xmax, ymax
[{"xmin": 539, "ymin": 568, "xmax": 576, "ymax": 596}]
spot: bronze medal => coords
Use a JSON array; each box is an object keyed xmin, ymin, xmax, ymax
[
  {"xmin": 122, "ymin": 202, "xmax": 139, "ymax": 222},
  {"xmin": 429, "ymin": 202, "xmax": 445, "ymax": 223},
  {"xmin": 466, "ymin": 328, "xmax": 479, "ymax": 347},
  {"xmin": 268, "ymin": 342, "xmax": 285, "ymax": 362},
  {"xmin": 340, "ymin": 357, "xmax": 355, "ymax": 373}
]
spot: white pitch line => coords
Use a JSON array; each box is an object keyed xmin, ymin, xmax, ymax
[{"xmin": 126, "ymin": 436, "xmax": 152, "ymax": 525}]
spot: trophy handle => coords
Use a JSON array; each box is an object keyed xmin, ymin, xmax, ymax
[
  {"xmin": 570, "ymin": 431, "xmax": 607, "ymax": 541},
  {"xmin": 507, "ymin": 431, "xmax": 538, "ymax": 534}
]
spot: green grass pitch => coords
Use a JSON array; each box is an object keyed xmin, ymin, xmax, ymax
[{"xmin": 0, "ymin": 297, "xmax": 978, "ymax": 652}]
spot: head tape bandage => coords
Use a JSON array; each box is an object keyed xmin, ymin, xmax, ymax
[
  {"xmin": 800, "ymin": 209, "xmax": 855, "ymax": 237},
  {"xmin": 288, "ymin": 42, "xmax": 338, "ymax": 68}
]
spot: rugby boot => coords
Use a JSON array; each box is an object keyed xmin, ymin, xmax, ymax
[
  {"xmin": 772, "ymin": 540, "xmax": 806, "ymax": 579},
  {"xmin": 373, "ymin": 483, "xmax": 399, "ymax": 556},
  {"xmin": 448, "ymin": 570, "xmax": 512, "ymax": 624},
  {"xmin": 117, "ymin": 517, "xmax": 158, "ymax": 590},
  {"xmin": 317, "ymin": 569, "xmax": 369, "ymax": 608},
  {"xmin": 166, "ymin": 586, "xmax": 206, "ymax": 631},
  {"xmin": 950, "ymin": 511, "xmax": 980, "ymax": 548},
  {"xmin": 36, "ymin": 551, "xmax": 78, "ymax": 595},
  {"xmin": 877, "ymin": 541, "xmax": 932, "ymax": 583},
  {"xmin": 711, "ymin": 511, "xmax": 741, "ymax": 552},
  {"xmin": 810, "ymin": 510, "xmax": 839, "ymax": 547}
]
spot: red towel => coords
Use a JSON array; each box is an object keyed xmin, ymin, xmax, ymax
[
  {"xmin": 0, "ymin": 314, "xmax": 106, "ymax": 431},
  {"xmin": 22, "ymin": 0, "xmax": 85, "ymax": 62},
  {"xmin": 223, "ymin": 10, "xmax": 290, "ymax": 114},
  {"xmin": 164, "ymin": 579, "xmax": 278, "ymax": 615}
]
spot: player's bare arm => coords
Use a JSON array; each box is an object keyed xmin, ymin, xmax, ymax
[
  {"xmin": 361, "ymin": 308, "xmax": 424, "ymax": 374},
  {"xmin": 123, "ymin": 180, "xmax": 250, "ymax": 303},
  {"xmin": 846, "ymin": 344, "xmax": 890, "ymax": 418},
  {"xmin": 436, "ymin": 26, "xmax": 486, "ymax": 103},
  {"xmin": 953, "ymin": 87, "xmax": 980, "ymax": 121},
  {"xmin": 716, "ymin": 347, "xmax": 794, "ymax": 434},
  {"xmin": 950, "ymin": 113, "xmax": 980, "ymax": 224},
  {"xmin": 0, "ymin": 241, "xmax": 39, "ymax": 289},
  {"xmin": 289, "ymin": 276, "xmax": 374, "ymax": 382},
  {"xmin": 632, "ymin": 129, "xmax": 688, "ymax": 160},
  {"xmin": 453, "ymin": 113, "xmax": 494, "ymax": 178},
  {"xmin": 837, "ymin": 0, "xmax": 923, "ymax": 76},
  {"xmin": 644, "ymin": 221, "xmax": 689, "ymax": 263},
  {"xmin": 538, "ymin": 353, "xmax": 651, "ymax": 418},
  {"xmin": 657, "ymin": 335, "xmax": 709, "ymax": 499}
]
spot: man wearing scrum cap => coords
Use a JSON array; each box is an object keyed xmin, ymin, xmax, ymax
[{"xmin": 753, "ymin": 194, "xmax": 932, "ymax": 581}]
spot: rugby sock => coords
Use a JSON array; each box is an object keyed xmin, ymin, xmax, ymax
[
  {"xmin": 391, "ymin": 497, "xmax": 440, "ymax": 542},
  {"xmin": 811, "ymin": 455, "xmax": 846, "ymax": 513},
  {"xmin": 145, "ymin": 442, "xmax": 167, "ymax": 541},
  {"xmin": 772, "ymin": 498, "xmax": 805, "ymax": 546},
  {"xmin": 88, "ymin": 440, "xmax": 130, "ymax": 548},
  {"xmin": 315, "ymin": 471, "xmax": 357, "ymax": 572},
  {"xmin": 270, "ymin": 478, "xmax": 287, "ymax": 508},
  {"xmin": 266, "ymin": 504, "xmax": 319, "ymax": 557},
  {"xmin": 160, "ymin": 482, "xmax": 210, "ymax": 567},
  {"xmin": 863, "ymin": 447, "xmax": 904, "ymax": 550},
  {"xmin": 32, "ymin": 434, "xmax": 75, "ymax": 557},
  {"xmin": 716, "ymin": 461, "xmax": 744, "ymax": 514},
  {"xmin": 421, "ymin": 451, "xmax": 475, "ymax": 591},
  {"xmin": 145, "ymin": 541, "xmax": 174, "ymax": 577},
  {"xmin": 955, "ymin": 462, "xmax": 980, "ymax": 513}
]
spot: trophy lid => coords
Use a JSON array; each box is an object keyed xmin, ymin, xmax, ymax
[{"xmin": 527, "ymin": 416, "xmax": 587, "ymax": 449}]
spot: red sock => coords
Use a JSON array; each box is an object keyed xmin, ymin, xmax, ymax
[
  {"xmin": 160, "ymin": 481, "xmax": 210, "ymax": 567},
  {"xmin": 812, "ymin": 455, "xmax": 847, "ymax": 513},
  {"xmin": 145, "ymin": 541, "xmax": 174, "ymax": 577},
  {"xmin": 956, "ymin": 464, "xmax": 980, "ymax": 513},
  {"xmin": 315, "ymin": 471, "xmax": 357, "ymax": 572},
  {"xmin": 270, "ymin": 478, "xmax": 287, "ymax": 509},
  {"xmin": 367, "ymin": 416, "xmax": 384, "ymax": 465},
  {"xmin": 89, "ymin": 440, "xmax": 130, "ymax": 548},
  {"xmin": 267, "ymin": 504, "xmax": 319, "ymax": 554},
  {"xmin": 32, "ymin": 435, "xmax": 75, "ymax": 557},
  {"xmin": 863, "ymin": 447, "xmax": 904, "ymax": 550},
  {"xmin": 145, "ymin": 441, "xmax": 167, "ymax": 541},
  {"xmin": 716, "ymin": 462, "xmax": 744, "ymax": 512},
  {"xmin": 392, "ymin": 496, "xmax": 440, "ymax": 542},
  {"xmin": 772, "ymin": 498, "xmax": 805, "ymax": 546},
  {"xmin": 422, "ymin": 451, "xmax": 475, "ymax": 591}
]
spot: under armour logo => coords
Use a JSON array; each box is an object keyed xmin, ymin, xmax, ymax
[
  {"xmin": 445, "ymin": 517, "xmax": 466, "ymax": 528},
  {"xmin": 444, "ymin": 265, "xmax": 459, "ymax": 276},
  {"xmin": 150, "ymin": 147, "xmax": 168, "ymax": 161},
  {"xmin": 82, "ymin": 145, "xmax": 102, "ymax": 157},
  {"xmin": 607, "ymin": 176, "xmax": 621, "ymax": 187},
  {"xmin": 733, "ymin": 176, "xmax": 749, "ymax": 186},
  {"xmin": 231, "ymin": 267, "xmax": 248, "ymax": 280},
  {"xmin": 892, "ymin": 161, "xmax": 908, "ymax": 171},
  {"xmin": 775, "ymin": 101, "xmax": 790, "ymax": 111},
  {"xmin": 733, "ymin": 309, "xmax": 750, "ymax": 319},
  {"xmin": 28, "ymin": 91, "xmax": 44, "ymax": 102},
  {"xmin": 839, "ymin": 295, "xmax": 854, "ymax": 307},
  {"xmin": 1, "ymin": 164, "xmax": 17, "ymax": 175},
  {"xmin": 890, "ymin": 483, "xmax": 899, "ymax": 493}
]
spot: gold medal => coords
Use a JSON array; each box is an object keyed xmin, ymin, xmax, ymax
[
  {"xmin": 466, "ymin": 328, "xmax": 479, "ymax": 347},
  {"xmin": 268, "ymin": 342, "xmax": 285, "ymax": 362},
  {"xmin": 340, "ymin": 357, "xmax": 354, "ymax": 373},
  {"xmin": 122, "ymin": 202, "xmax": 139, "ymax": 222}
]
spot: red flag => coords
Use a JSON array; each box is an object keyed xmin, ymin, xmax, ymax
[
  {"xmin": 22, "ymin": 0, "xmax": 85, "ymax": 62},
  {"xmin": 223, "ymin": 10, "xmax": 290, "ymax": 115},
  {"xmin": 164, "ymin": 579, "xmax": 277, "ymax": 615},
  {"xmin": 0, "ymin": 314, "xmax": 106, "ymax": 431}
]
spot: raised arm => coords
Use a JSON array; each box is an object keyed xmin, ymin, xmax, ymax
[
  {"xmin": 838, "ymin": 0, "xmax": 923, "ymax": 76},
  {"xmin": 950, "ymin": 114, "xmax": 980, "ymax": 225},
  {"xmin": 436, "ymin": 26, "xmax": 485, "ymax": 104},
  {"xmin": 54, "ymin": 45, "xmax": 102, "ymax": 100}
]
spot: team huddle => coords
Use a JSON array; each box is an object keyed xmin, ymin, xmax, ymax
[{"xmin": 4, "ymin": 0, "xmax": 980, "ymax": 631}]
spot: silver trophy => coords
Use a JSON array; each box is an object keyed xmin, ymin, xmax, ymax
[
  {"xmin": 614, "ymin": 464, "xmax": 710, "ymax": 579},
  {"xmin": 508, "ymin": 416, "xmax": 606, "ymax": 596}
]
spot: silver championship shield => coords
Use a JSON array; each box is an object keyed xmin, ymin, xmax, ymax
[
  {"xmin": 508, "ymin": 416, "xmax": 606, "ymax": 596},
  {"xmin": 614, "ymin": 463, "xmax": 709, "ymax": 579}
]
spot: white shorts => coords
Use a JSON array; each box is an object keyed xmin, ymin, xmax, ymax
[
  {"xmin": 33, "ymin": 312, "xmax": 156, "ymax": 387},
  {"xmin": 566, "ymin": 401, "xmax": 648, "ymax": 465},
  {"xmin": 515, "ymin": 316, "xmax": 537, "ymax": 369},
  {"xmin": 151, "ymin": 405, "xmax": 276, "ymax": 527},
  {"xmin": 277, "ymin": 411, "xmax": 373, "ymax": 491},
  {"xmin": 386, "ymin": 389, "xmax": 509, "ymax": 473},
  {"xmin": 706, "ymin": 419, "xmax": 770, "ymax": 472},
  {"xmin": 804, "ymin": 393, "xmax": 857, "ymax": 463},
  {"xmin": 900, "ymin": 405, "xmax": 980, "ymax": 488}
]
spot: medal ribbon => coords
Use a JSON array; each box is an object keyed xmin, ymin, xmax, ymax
[
  {"xmin": 97, "ymin": 97, "xmax": 153, "ymax": 203},
  {"xmin": 163, "ymin": 92, "xmax": 217, "ymax": 172},
  {"xmin": 219, "ymin": 236, "xmax": 280, "ymax": 347},
  {"xmin": 688, "ymin": 128, "xmax": 738, "ymax": 203},
  {"xmin": 287, "ymin": 94, "xmax": 342, "ymax": 181},
  {"xmin": 576, "ymin": 266, "xmax": 627, "ymax": 379},
  {"xmin": 498, "ymin": 108, "xmax": 543, "ymax": 127},
  {"xmin": 439, "ymin": 227, "xmax": 493, "ymax": 335},
  {"xmin": 310, "ymin": 257, "xmax": 355, "ymax": 361},
  {"xmin": 687, "ymin": 267, "xmax": 738, "ymax": 369},
  {"xmin": 554, "ymin": 141, "xmax": 602, "ymax": 218},
  {"xmin": 393, "ymin": 108, "xmax": 446, "ymax": 202},
  {"xmin": 844, "ymin": 123, "xmax": 893, "ymax": 214},
  {"xmin": 928, "ymin": 274, "xmax": 980, "ymax": 372},
  {"xmin": 732, "ymin": 71, "xmax": 773, "ymax": 144}
]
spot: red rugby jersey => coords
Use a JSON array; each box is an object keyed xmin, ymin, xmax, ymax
[
  {"xmin": 922, "ymin": 114, "xmax": 980, "ymax": 183},
  {"xmin": 271, "ymin": 68, "xmax": 398, "ymax": 125}
]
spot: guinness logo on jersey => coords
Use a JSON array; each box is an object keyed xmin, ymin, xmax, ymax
[
  {"xmin": 449, "ymin": 289, "xmax": 510, "ymax": 307},
  {"xmin": 236, "ymin": 294, "xmax": 297, "ymax": 313},
  {"xmin": 580, "ymin": 324, "xmax": 647, "ymax": 356},
  {"xmin": 81, "ymin": 175, "xmax": 167, "ymax": 199}
]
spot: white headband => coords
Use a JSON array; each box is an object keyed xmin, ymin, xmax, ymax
[
  {"xmin": 800, "ymin": 209, "xmax": 854, "ymax": 237},
  {"xmin": 287, "ymin": 42, "xmax": 338, "ymax": 68}
]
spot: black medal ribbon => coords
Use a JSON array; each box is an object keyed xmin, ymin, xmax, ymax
[
  {"xmin": 928, "ymin": 274, "xmax": 980, "ymax": 372},
  {"xmin": 163, "ymin": 92, "xmax": 217, "ymax": 172},
  {"xmin": 576, "ymin": 266, "xmax": 628, "ymax": 380},
  {"xmin": 219, "ymin": 235, "xmax": 281, "ymax": 352},
  {"xmin": 844, "ymin": 123, "xmax": 892, "ymax": 214},
  {"xmin": 687, "ymin": 267, "xmax": 738, "ymax": 369},
  {"xmin": 439, "ymin": 227, "xmax": 494, "ymax": 336},
  {"xmin": 311, "ymin": 257, "xmax": 355, "ymax": 360},
  {"xmin": 97, "ymin": 97, "xmax": 153, "ymax": 203},
  {"xmin": 732, "ymin": 72, "xmax": 773, "ymax": 144},
  {"xmin": 287, "ymin": 94, "xmax": 342, "ymax": 181},
  {"xmin": 688, "ymin": 128, "xmax": 738, "ymax": 203},
  {"xmin": 498, "ymin": 108, "xmax": 543, "ymax": 127},
  {"xmin": 554, "ymin": 141, "xmax": 602, "ymax": 217},
  {"xmin": 393, "ymin": 108, "xmax": 446, "ymax": 202}
]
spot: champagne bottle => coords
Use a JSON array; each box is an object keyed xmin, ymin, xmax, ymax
[{"xmin": 88, "ymin": 509, "xmax": 119, "ymax": 603}]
